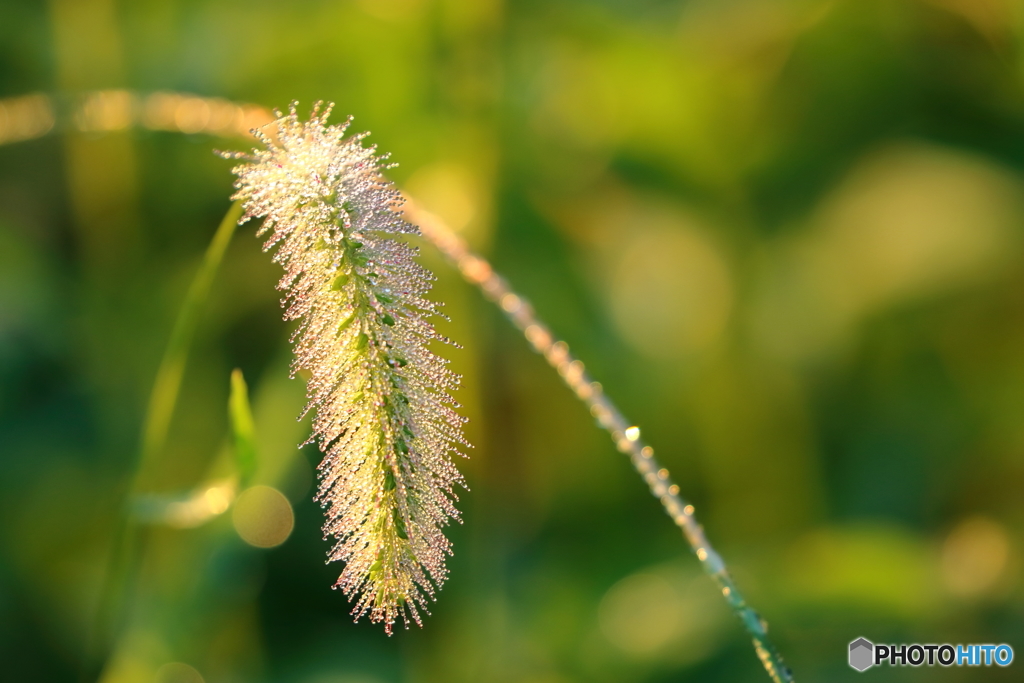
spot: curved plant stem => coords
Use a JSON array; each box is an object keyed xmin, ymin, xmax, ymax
[
  {"xmin": 83, "ymin": 201, "xmax": 244, "ymax": 682},
  {"xmin": 406, "ymin": 200, "xmax": 794, "ymax": 683}
]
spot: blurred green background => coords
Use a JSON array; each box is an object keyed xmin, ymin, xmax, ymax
[{"xmin": 2, "ymin": 0, "xmax": 1024, "ymax": 681}]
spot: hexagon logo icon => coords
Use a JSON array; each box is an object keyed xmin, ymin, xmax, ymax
[{"xmin": 849, "ymin": 637, "xmax": 874, "ymax": 671}]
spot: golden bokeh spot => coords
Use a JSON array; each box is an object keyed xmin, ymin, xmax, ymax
[
  {"xmin": 610, "ymin": 225, "xmax": 732, "ymax": 359},
  {"xmin": 232, "ymin": 485, "xmax": 294, "ymax": 549},
  {"xmin": 161, "ymin": 479, "xmax": 236, "ymax": 528},
  {"xmin": 752, "ymin": 142, "xmax": 1023, "ymax": 361},
  {"xmin": 599, "ymin": 572, "xmax": 682, "ymax": 656},
  {"xmin": 203, "ymin": 485, "xmax": 231, "ymax": 515},
  {"xmin": 941, "ymin": 516, "xmax": 1012, "ymax": 599},
  {"xmin": 597, "ymin": 567, "xmax": 728, "ymax": 664}
]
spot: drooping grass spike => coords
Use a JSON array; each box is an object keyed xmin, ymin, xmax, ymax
[{"xmin": 224, "ymin": 102, "xmax": 469, "ymax": 634}]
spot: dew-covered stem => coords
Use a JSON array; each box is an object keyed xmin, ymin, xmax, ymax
[{"xmin": 406, "ymin": 199, "xmax": 794, "ymax": 683}]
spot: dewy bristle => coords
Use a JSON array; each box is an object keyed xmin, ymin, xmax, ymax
[{"xmin": 225, "ymin": 102, "xmax": 469, "ymax": 634}]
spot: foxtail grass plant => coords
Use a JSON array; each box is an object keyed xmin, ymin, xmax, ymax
[
  {"xmin": 223, "ymin": 103, "xmax": 469, "ymax": 634},
  {"xmin": 0, "ymin": 91, "xmax": 794, "ymax": 681}
]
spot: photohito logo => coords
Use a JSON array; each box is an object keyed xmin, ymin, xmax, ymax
[
  {"xmin": 849, "ymin": 637, "xmax": 1013, "ymax": 671},
  {"xmin": 849, "ymin": 638, "xmax": 874, "ymax": 672}
]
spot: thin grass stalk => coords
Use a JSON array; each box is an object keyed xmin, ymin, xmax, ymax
[
  {"xmin": 84, "ymin": 201, "xmax": 244, "ymax": 682},
  {"xmin": 405, "ymin": 200, "xmax": 795, "ymax": 683}
]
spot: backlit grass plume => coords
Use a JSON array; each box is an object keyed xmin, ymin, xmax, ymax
[{"xmin": 224, "ymin": 102, "xmax": 468, "ymax": 633}]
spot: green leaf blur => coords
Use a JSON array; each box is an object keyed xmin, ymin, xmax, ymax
[{"xmin": 230, "ymin": 369, "xmax": 258, "ymax": 487}]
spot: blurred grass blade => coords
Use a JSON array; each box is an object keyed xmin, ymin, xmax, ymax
[
  {"xmin": 85, "ymin": 200, "xmax": 244, "ymax": 682},
  {"xmin": 135, "ymin": 199, "xmax": 245, "ymax": 486},
  {"xmin": 229, "ymin": 368, "xmax": 258, "ymax": 486}
]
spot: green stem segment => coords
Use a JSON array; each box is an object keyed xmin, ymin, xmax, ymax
[
  {"xmin": 331, "ymin": 211, "xmax": 414, "ymax": 554},
  {"xmin": 411, "ymin": 201, "xmax": 794, "ymax": 683},
  {"xmin": 84, "ymin": 201, "xmax": 243, "ymax": 682}
]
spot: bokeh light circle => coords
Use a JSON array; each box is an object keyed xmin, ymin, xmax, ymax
[{"xmin": 232, "ymin": 485, "xmax": 294, "ymax": 549}]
